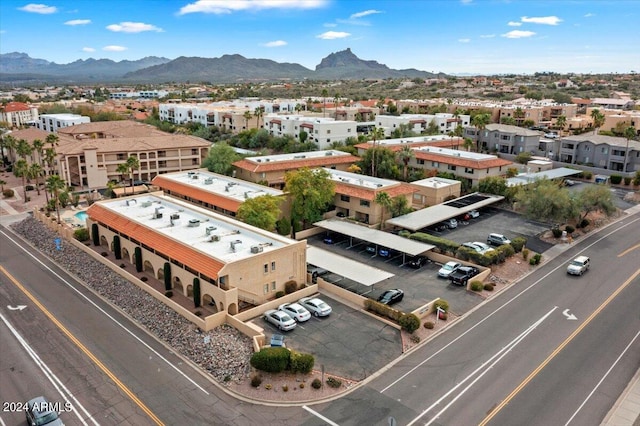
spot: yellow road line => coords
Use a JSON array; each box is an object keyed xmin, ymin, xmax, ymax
[
  {"xmin": 479, "ymin": 268, "xmax": 640, "ymax": 426},
  {"xmin": 618, "ymin": 243, "xmax": 640, "ymax": 258},
  {"xmin": 1, "ymin": 265, "xmax": 164, "ymax": 426}
]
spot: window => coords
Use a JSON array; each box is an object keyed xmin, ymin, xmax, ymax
[
  {"xmin": 465, "ymin": 167, "xmax": 474, "ymax": 174},
  {"xmin": 360, "ymin": 200, "xmax": 370, "ymax": 207},
  {"xmin": 271, "ymin": 261, "xmax": 276, "ymax": 271},
  {"xmin": 431, "ymin": 161, "xmax": 439, "ymax": 167},
  {"xmin": 191, "ymin": 149, "xmax": 198, "ymax": 155},
  {"xmin": 501, "ymin": 135, "xmax": 510, "ymax": 140},
  {"xmin": 417, "ymin": 159, "xmax": 425, "ymax": 165},
  {"xmin": 448, "ymin": 165, "xmax": 457, "ymax": 171},
  {"xmin": 340, "ymin": 195, "xmax": 350, "ymax": 202},
  {"xmin": 158, "ymin": 150, "xmax": 166, "ymax": 158},
  {"xmin": 117, "ymin": 153, "xmax": 125, "ymax": 161},
  {"xmin": 601, "ymin": 147, "xmax": 608, "ymax": 154},
  {"xmin": 264, "ymin": 264, "xmax": 269, "ymax": 274},
  {"xmin": 263, "ymin": 284, "xmax": 269, "ymax": 294},
  {"xmin": 327, "ymin": 129, "xmax": 331, "ymax": 134},
  {"xmin": 271, "ymin": 281, "xmax": 276, "ymax": 291},
  {"xmin": 158, "ymin": 160, "xmax": 166, "ymax": 168},
  {"xmin": 192, "ymin": 158, "xmax": 198, "ymax": 165}
]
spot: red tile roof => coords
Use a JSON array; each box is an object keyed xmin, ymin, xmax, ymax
[
  {"xmin": 354, "ymin": 139, "xmax": 461, "ymax": 151},
  {"xmin": 151, "ymin": 176, "xmax": 241, "ymax": 212},
  {"xmin": 413, "ymin": 151, "xmax": 512, "ymax": 169},
  {"xmin": 1, "ymin": 102, "xmax": 31, "ymax": 113},
  {"xmin": 233, "ymin": 154, "xmax": 359, "ymax": 173},
  {"xmin": 87, "ymin": 203, "xmax": 224, "ymax": 279},
  {"xmin": 334, "ymin": 182, "xmax": 416, "ymax": 201}
]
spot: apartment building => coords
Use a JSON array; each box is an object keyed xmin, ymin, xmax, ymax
[
  {"xmin": 0, "ymin": 127, "xmax": 50, "ymax": 165},
  {"xmin": 600, "ymin": 111, "xmax": 640, "ymax": 134},
  {"xmin": 151, "ymin": 169, "xmax": 286, "ymax": 217},
  {"xmin": 375, "ymin": 113, "xmax": 471, "ymax": 136},
  {"xmin": 263, "ymin": 114, "xmax": 358, "ymax": 149},
  {"xmin": 474, "ymin": 123, "xmax": 544, "ymax": 154},
  {"xmin": 590, "ymin": 98, "xmax": 635, "ymax": 110},
  {"xmin": 354, "ymin": 134, "xmax": 464, "ymax": 154},
  {"xmin": 559, "ymin": 134, "xmax": 640, "ymax": 172},
  {"xmin": 109, "ymin": 90, "xmax": 169, "ymax": 99},
  {"xmin": 86, "ymin": 193, "xmax": 307, "ymax": 312},
  {"xmin": 233, "ymin": 150, "xmax": 359, "ymax": 189},
  {"xmin": 0, "ymin": 102, "xmax": 39, "ymax": 128},
  {"xmin": 409, "ymin": 177, "xmax": 462, "ymax": 208},
  {"xmin": 36, "ymin": 113, "xmax": 91, "ymax": 133},
  {"xmin": 324, "ymin": 168, "xmax": 416, "ymax": 226},
  {"xmin": 54, "ymin": 121, "xmax": 210, "ymax": 189}
]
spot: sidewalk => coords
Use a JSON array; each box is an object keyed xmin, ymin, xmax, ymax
[{"xmin": 603, "ymin": 368, "xmax": 640, "ymax": 426}]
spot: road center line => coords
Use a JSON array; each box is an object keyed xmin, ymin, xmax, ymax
[
  {"xmin": 479, "ymin": 268, "xmax": 640, "ymax": 426},
  {"xmin": 617, "ymin": 242, "xmax": 640, "ymax": 257}
]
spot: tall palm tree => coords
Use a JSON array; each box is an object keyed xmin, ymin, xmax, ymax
[
  {"xmin": 471, "ymin": 113, "xmax": 491, "ymax": 151},
  {"xmin": 321, "ymin": 89, "xmax": 328, "ymax": 117},
  {"xmin": 46, "ymin": 133, "xmax": 59, "ymax": 151},
  {"xmin": 370, "ymin": 127, "xmax": 385, "ymax": 177},
  {"xmin": 463, "ymin": 137, "xmax": 475, "ymax": 152},
  {"xmin": 396, "ymin": 145, "xmax": 415, "ymax": 181},
  {"xmin": 15, "ymin": 138, "xmax": 33, "ymax": 161},
  {"xmin": 116, "ymin": 162, "xmax": 129, "ymax": 195},
  {"xmin": 28, "ymin": 163, "xmax": 43, "ymax": 195},
  {"xmin": 43, "ymin": 147, "xmax": 57, "ymax": 204},
  {"xmin": 334, "ymin": 92, "xmax": 340, "ymax": 119},
  {"xmin": 117, "ymin": 156, "xmax": 141, "ymax": 196},
  {"xmin": 243, "ymin": 110, "xmax": 252, "ymax": 131},
  {"xmin": 590, "ymin": 109, "xmax": 605, "ymax": 134},
  {"xmin": 13, "ymin": 159, "xmax": 29, "ymax": 203},
  {"xmin": 623, "ymin": 126, "xmax": 636, "ymax": 173},
  {"xmin": 2, "ymin": 134, "xmax": 17, "ymax": 164},
  {"xmin": 555, "ymin": 115, "xmax": 567, "ymax": 136},
  {"xmin": 32, "ymin": 138, "xmax": 44, "ymax": 167},
  {"xmin": 254, "ymin": 106, "xmax": 264, "ymax": 128},
  {"xmin": 46, "ymin": 175, "xmax": 66, "ymax": 222},
  {"xmin": 374, "ymin": 191, "xmax": 392, "ymax": 230}
]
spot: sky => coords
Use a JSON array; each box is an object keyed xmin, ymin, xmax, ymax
[{"xmin": 1, "ymin": 0, "xmax": 639, "ymax": 75}]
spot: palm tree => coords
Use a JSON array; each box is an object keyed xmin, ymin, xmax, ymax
[
  {"xmin": 117, "ymin": 156, "xmax": 140, "ymax": 195},
  {"xmin": 623, "ymin": 126, "xmax": 636, "ymax": 173},
  {"xmin": 374, "ymin": 191, "xmax": 392, "ymax": 230},
  {"xmin": 43, "ymin": 147, "xmax": 57, "ymax": 204},
  {"xmin": 463, "ymin": 137, "xmax": 475, "ymax": 152},
  {"xmin": 46, "ymin": 175, "xmax": 66, "ymax": 222},
  {"xmin": 32, "ymin": 138, "xmax": 44, "ymax": 167},
  {"xmin": 254, "ymin": 106, "xmax": 264, "ymax": 128},
  {"xmin": 13, "ymin": 159, "xmax": 29, "ymax": 203},
  {"xmin": 15, "ymin": 138, "xmax": 33, "ymax": 161},
  {"xmin": 370, "ymin": 127, "xmax": 385, "ymax": 177},
  {"xmin": 46, "ymin": 133, "xmax": 59, "ymax": 151},
  {"xmin": 590, "ymin": 109, "xmax": 605, "ymax": 134},
  {"xmin": 321, "ymin": 89, "xmax": 328, "ymax": 117},
  {"xmin": 334, "ymin": 92, "xmax": 340, "ymax": 119},
  {"xmin": 396, "ymin": 145, "xmax": 415, "ymax": 181},
  {"xmin": 555, "ymin": 115, "xmax": 567, "ymax": 136},
  {"xmin": 243, "ymin": 110, "xmax": 252, "ymax": 131},
  {"xmin": 2, "ymin": 134, "xmax": 17, "ymax": 164},
  {"xmin": 471, "ymin": 113, "xmax": 491, "ymax": 151},
  {"xmin": 28, "ymin": 163, "xmax": 43, "ymax": 195}
]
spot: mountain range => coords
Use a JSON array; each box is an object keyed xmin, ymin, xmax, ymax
[{"xmin": 0, "ymin": 49, "xmax": 443, "ymax": 85}]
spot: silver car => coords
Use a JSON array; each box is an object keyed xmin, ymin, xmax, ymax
[
  {"xmin": 278, "ymin": 302, "xmax": 311, "ymax": 322},
  {"xmin": 299, "ymin": 297, "xmax": 332, "ymax": 317},
  {"xmin": 438, "ymin": 261, "xmax": 462, "ymax": 278},
  {"xmin": 263, "ymin": 309, "xmax": 297, "ymax": 331}
]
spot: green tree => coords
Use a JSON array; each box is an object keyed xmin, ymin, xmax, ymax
[
  {"xmin": 46, "ymin": 175, "xmax": 66, "ymax": 222},
  {"xmin": 390, "ymin": 195, "xmax": 412, "ymax": 217},
  {"xmin": 202, "ymin": 142, "xmax": 239, "ymax": 175},
  {"xmin": 514, "ymin": 152, "xmax": 532, "ymax": 164},
  {"xmin": 13, "ymin": 159, "xmax": 29, "ymax": 203},
  {"xmin": 396, "ymin": 145, "xmax": 415, "ymax": 181},
  {"xmin": 374, "ymin": 191, "xmax": 392, "ymax": 229},
  {"xmin": 321, "ymin": 89, "xmax": 328, "ymax": 117},
  {"xmin": 15, "ymin": 138, "xmax": 33, "ymax": 161},
  {"xmin": 425, "ymin": 119, "xmax": 440, "ymax": 135},
  {"xmin": 623, "ymin": 126, "xmax": 636, "ymax": 172},
  {"xmin": 284, "ymin": 168, "xmax": 335, "ymax": 232},
  {"xmin": 590, "ymin": 109, "xmax": 605, "ymax": 133},
  {"xmin": 243, "ymin": 110, "xmax": 252, "ymax": 131},
  {"xmin": 116, "ymin": 156, "xmax": 140, "ymax": 195},
  {"xmin": 369, "ymin": 127, "xmax": 386, "ymax": 177},
  {"xmin": 576, "ymin": 184, "xmax": 616, "ymax": 221},
  {"xmin": 478, "ymin": 176, "xmax": 509, "ymax": 197},
  {"xmin": 358, "ymin": 147, "xmax": 399, "ymax": 180},
  {"xmin": 514, "ymin": 179, "xmax": 578, "ymax": 223},
  {"xmin": 555, "ymin": 115, "xmax": 567, "ymax": 135},
  {"xmin": 472, "ymin": 113, "xmax": 491, "ymax": 151},
  {"xmin": 500, "ymin": 116, "xmax": 516, "ymax": 126},
  {"xmin": 462, "ymin": 137, "xmax": 475, "ymax": 152},
  {"xmin": 28, "ymin": 163, "xmax": 43, "ymax": 195},
  {"xmin": 236, "ymin": 195, "xmax": 282, "ymax": 232},
  {"xmin": 254, "ymin": 106, "xmax": 264, "ymax": 129}
]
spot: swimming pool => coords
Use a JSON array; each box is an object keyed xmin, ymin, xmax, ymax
[{"xmin": 74, "ymin": 211, "xmax": 88, "ymax": 222}]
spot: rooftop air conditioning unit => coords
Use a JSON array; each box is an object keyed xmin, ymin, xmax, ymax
[
  {"xmin": 209, "ymin": 234, "xmax": 220, "ymax": 242},
  {"xmin": 205, "ymin": 225, "xmax": 217, "ymax": 235},
  {"xmin": 152, "ymin": 206, "xmax": 164, "ymax": 219},
  {"xmin": 325, "ymin": 152, "xmax": 333, "ymax": 156},
  {"xmin": 188, "ymin": 219, "xmax": 200, "ymax": 227},
  {"xmin": 250, "ymin": 245, "xmax": 264, "ymax": 254},
  {"xmin": 126, "ymin": 199, "xmax": 137, "ymax": 206},
  {"xmin": 204, "ymin": 178, "xmax": 213, "ymax": 184},
  {"xmin": 141, "ymin": 201, "xmax": 152, "ymax": 208},
  {"xmin": 230, "ymin": 239, "xmax": 242, "ymax": 252},
  {"xmin": 170, "ymin": 213, "xmax": 180, "ymax": 220}
]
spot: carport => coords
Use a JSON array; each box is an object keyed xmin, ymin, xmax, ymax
[
  {"xmin": 313, "ymin": 219, "xmax": 435, "ymax": 264},
  {"xmin": 506, "ymin": 167, "xmax": 582, "ymax": 187},
  {"xmin": 307, "ymin": 246, "xmax": 394, "ymax": 294},
  {"xmin": 386, "ymin": 192, "xmax": 505, "ymax": 232}
]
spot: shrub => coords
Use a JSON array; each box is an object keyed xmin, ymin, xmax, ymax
[
  {"xmin": 497, "ymin": 243, "xmax": 515, "ymax": 260},
  {"xmin": 424, "ymin": 321, "xmax": 434, "ymax": 329},
  {"xmin": 398, "ymin": 230, "xmax": 411, "ymax": 238},
  {"xmin": 365, "ymin": 299, "xmax": 403, "ymax": 322},
  {"xmin": 624, "ymin": 177, "xmax": 631, "ymax": 186},
  {"xmin": 289, "ymin": 351, "xmax": 314, "ymax": 374},
  {"xmin": 565, "ymin": 225, "xmax": 575, "ymax": 234},
  {"xmin": 224, "ymin": 375, "xmax": 231, "ymax": 382},
  {"xmin": 529, "ymin": 257, "xmax": 537, "ymax": 265},
  {"xmin": 633, "ymin": 171, "xmax": 640, "ymax": 186},
  {"xmin": 522, "ymin": 248, "xmax": 530, "ymax": 260},
  {"xmin": 484, "ymin": 283, "xmax": 495, "ymax": 291},
  {"xmin": 399, "ymin": 313, "xmax": 421, "ymax": 333},
  {"xmin": 532, "ymin": 253, "xmax": 542, "ymax": 265},
  {"xmin": 583, "ymin": 171, "xmax": 593, "ymax": 180},
  {"xmin": 610, "ymin": 174, "xmax": 622, "ymax": 185},
  {"xmin": 264, "ymin": 384, "xmax": 272, "ymax": 390},
  {"xmin": 311, "ymin": 378, "xmax": 322, "ymax": 389},
  {"xmin": 299, "ymin": 383, "xmax": 305, "ymax": 389},
  {"xmin": 251, "ymin": 374, "xmax": 262, "ymax": 387},
  {"xmin": 101, "ymin": 252, "xmax": 108, "ymax": 256},
  {"xmin": 73, "ymin": 228, "xmax": 90, "ymax": 241},
  {"xmin": 510, "ymin": 237, "xmax": 527, "ymax": 253},
  {"xmin": 282, "ymin": 385, "xmax": 289, "ymax": 392},
  {"xmin": 433, "ymin": 299, "xmax": 449, "ymax": 313},
  {"xmin": 470, "ymin": 281, "xmax": 484, "ymax": 292},
  {"xmin": 120, "ymin": 263, "xmax": 126, "ymax": 268},
  {"xmin": 275, "ymin": 291, "xmax": 285, "ymax": 298},
  {"xmin": 250, "ymin": 347, "xmax": 290, "ymax": 373},
  {"xmin": 410, "ymin": 335, "xmax": 421, "ymax": 343},
  {"xmin": 276, "ymin": 216, "xmax": 291, "ymax": 236},
  {"xmin": 552, "ymin": 228, "xmax": 563, "ymax": 238},
  {"xmin": 326, "ymin": 377, "xmax": 342, "ymax": 388},
  {"xmin": 141, "ymin": 276, "xmax": 148, "ymax": 282},
  {"xmin": 409, "ymin": 232, "xmax": 460, "ymax": 256},
  {"xmin": 578, "ymin": 218, "xmax": 590, "ymax": 229},
  {"xmin": 284, "ymin": 280, "xmax": 297, "ymax": 294},
  {"xmin": 3, "ymin": 189, "xmax": 14, "ymax": 198}
]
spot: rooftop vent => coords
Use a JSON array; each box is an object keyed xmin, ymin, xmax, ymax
[
  {"xmin": 188, "ymin": 219, "xmax": 200, "ymax": 227},
  {"xmin": 230, "ymin": 239, "xmax": 242, "ymax": 252},
  {"xmin": 325, "ymin": 151, "xmax": 333, "ymax": 156},
  {"xmin": 141, "ymin": 201, "xmax": 152, "ymax": 208},
  {"xmin": 205, "ymin": 225, "xmax": 217, "ymax": 235},
  {"xmin": 126, "ymin": 199, "xmax": 137, "ymax": 206},
  {"xmin": 250, "ymin": 245, "xmax": 264, "ymax": 254},
  {"xmin": 209, "ymin": 234, "xmax": 220, "ymax": 242},
  {"xmin": 152, "ymin": 206, "xmax": 164, "ymax": 219},
  {"xmin": 170, "ymin": 213, "xmax": 180, "ymax": 220},
  {"xmin": 204, "ymin": 178, "xmax": 213, "ymax": 184}
]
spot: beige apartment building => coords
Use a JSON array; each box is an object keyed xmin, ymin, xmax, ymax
[
  {"xmin": 86, "ymin": 193, "xmax": 307, "ymax": 312},
  {"xmin": 409, "ymin": 177, "xmax": 462, "ymax": 208},
  {"xmin": 233, "ymin": 150, "xmax": 359, "ymax": 189}
]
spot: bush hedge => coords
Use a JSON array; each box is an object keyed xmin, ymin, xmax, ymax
[
  {"xmin": 409, "ymin": 232, "xmax": 460, "ymax": 255},
  {"xmin": 251, "ymin": 374, "xmax": 262, "ymax": 387},
  {"xmin": 365, "ymin": 299, "xmax": 403, "ymax": 322},
  {"xmin": 433, "ymin": 299, "xmax": 449, "ymax": 313},
  {"xmin": 624, "ymin": 177, "xmax": 631, "ymax": 185},
  {"xmin": 73, "ymin": 228, "xmax": 90, "ymax": 241},
  {"xmin": 250, "ymin": 347, "xmax": 291, "ymax": 373},
  {"xmin": 610, "ymin": 174, "xmax": 622, "ymax": 185},
  {"xmin": 399, "ymin": 313, "xmax": 421, "ymax": 333},
  {"xmin": 483, "ymin": 283, "xmax": 495, "ymax": 291},
  {"xmin": 424, "ymin": 321, "xmax": 434, "ymax": 329},
  {"xmin": 470, "ymin": 281, "xmax": 484, "ymax": 291},
  {"xmin": 552, "ymin": 228, "xmax": 563, "ymax": 238},
  {"xmin": 565, "ymin": 225, "xmax": 575, "ymax": 234},
  {"xmin": 577, "ymin": 218, "xmax": 590, "ymax": 229},
  {"xmin": 326, "ymin": 377, "xmax": 342, "ymax": 388},
  {"xmin": 284, "ymin": 280, "xmax": 297, "ymax": 294},
  {"xmin": 3, "ymin": 189, "xmax": 14, "ymax": 198},
  {"xmin": 510, "ymin": 236, "xmax": 527, "ymax": 253},
  {"xmin": 311, "ymin": 378, "xmax": 322, "ymax": 389},
  {"xmin": 289, "ymin": 350, "xmax": 314, "ymax": 374}
]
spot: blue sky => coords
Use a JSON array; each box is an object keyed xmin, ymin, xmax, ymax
[{"xmin": 1, "ymin": 0, "xmax": 638, "ymax": 75}]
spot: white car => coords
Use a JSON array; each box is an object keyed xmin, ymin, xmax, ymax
[
  {"xmin": 263, "ymin": 309, "xmax": 297, "ymax": 331},
  {"xmin": 299, "ymin": 297, "xmax": 332, "ymax": 317},
  {"xmin": 468, "ymin": 210, "xmax": 480, "ymax": 218},
  {"xmin": 278, "ymin": 302, "xmax": 311, "ymax": 322},
  {"xmin": 438, "ymin": 261, "xmax": 462, "ymax": 278},
  {"xmin": 471, "ymin": 241, "xmax": 495, "ymax": 254}
]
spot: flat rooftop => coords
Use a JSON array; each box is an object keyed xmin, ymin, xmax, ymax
[
  {"xmin": 98, "ymin": 193, "xmax": 289, "ymax": 262},
  {"xmin": 324, "ymin": 168, "xmax": 398, "ymax": 190},
  {"xmin": 243, "ymin": 150, "xmax": 351, "ymax": 164},
  {"xmin": 411, "ymin": 177, "xmax": 461, "ymax": 189},
  {"xmin": 376, "ymin": 135, "xmax": 458, "ymax": 146},
  {"xmin": 414, "ymin": 146, "xmax": 496, "ymax": 160},
  {"xmin": 156, "ymin": 170, "xmax": 283, "ymax": 202}
]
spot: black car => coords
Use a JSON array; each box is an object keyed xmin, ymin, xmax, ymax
[
  {"xmin": 449, "ymin": 266, "xmax": 480, "ymax": 286},
  {"xmin": 408, "ymin": 256, "xmax": 427, "ymax": 268},
  {"xmin": 377, "ymin": 289, "xmax": 404, "ymax": 305}
]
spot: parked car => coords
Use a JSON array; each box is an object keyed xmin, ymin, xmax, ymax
[
  {"xmin": 379, "ymin": 248, "xmax": 394, "ymax": 258},
  {"xmin": 278, "ymin": 302, "xmax": 311, "ymax": 322},
  {"xmin": 25, "ymin": 396, "xmax": 64, "ymax": 426},
  {"xmin": 365, "ymin": 245, "xmax": 377, "ymax": 254},
  {"xmin": 567, "ymin": 255, "xmax": 590, "ymax": 276},
  {"xmin": 438, "ymin": 261, "xmax": 462, "ymax": 278},
  {"xmin": 463, "ymin": 242, "xmax": 483, "ymax": 253},
  {"xmin": 408, "ymin": 256, "xmax": 428, "ymax": 269},
  {"xmin": 449, "ymin": 266, "xmax": 480, "ymax": 286},
  {"xmin": 323, "ymin": 236, "xmax": 335, "ymax": 244},
  {"xmin": 468, "ymin": 209, "xmax": 480, "ymax": 218},
  {"xmin": 307, "ymin": 265, "xmax": 329, "ymax": 276},
  {"xmin": 377, "ymin": 289, "xmax": 404, "ymax": 305},
  {"xmin": 443, "ymin": 218, "xmax": 458, "ymax": 229},
  {"xmin": 263, "ymin": 309, "xmax": 297, "ymax": 331},
  {"xmin": 270, "ymin": 334, "xmax": 286, "ymax": 347},
  {"xmin": 462, "ymin": 241, "xmax": 495, "ymax": 254},
  {"xmin": 299, "ymin": 297, "xmax": 332, "ymax": 317},
  {"xmin": 564, "ymin": 179, "xmax": 576, "ymax": 186},
  {"xmin": 487, "ymin": 233, "xmax": 511, "ymax": 246}
]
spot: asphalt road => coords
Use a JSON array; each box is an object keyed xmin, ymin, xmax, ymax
[{"xmin": 303, "ymin": 211, "xmax": 640, "ymax": 426}]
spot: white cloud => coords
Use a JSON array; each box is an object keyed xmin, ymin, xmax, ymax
[
  {"xmin": 316, "ymin": 31, "xmax": 351, "ymax": 40},
  {"xmin": 106, "ymin": 22, "xmax": 163, "ymax": 33},
  {"xmin": 458, "ymin": 38, "xmax": 471, "ymax": 43},
  {"xmin": 350, "ymin": 9, "xmax": 381, "ymax": 19},
  {"xmin": 82, "ymin": 47, "xmax": 95, "ymax": 52},
  {"xmin": 178, "ymin": 0, "xmax": 327, "ymax": 15},
  {"xmin": 584, "ymin": 13, "xmax": 595, "ymax": 18},
  {"xmin": 18, "ymin": 3, "xmax": 57, "ymax": 14},
  {"xmin": 103, "ymin": 45, "xmax": 127, "ymax": 51},
  {"xmin": 502, "ymin": 30, "xmax": 536, "ymax": 39},
  {"xmin": 521, "ymin": 16, "xmax": 562, "ymax": 25},
  {"xmin": 65, "ymin": 19, "xmax": 91, "ymax": 26},
  {"xmin": 508, "ymin": 21, "xmax": 522, "ymax": 27},
  {"xmin": 480, "ymin": 34, "xmax": 495, "ymax": 38},
  {"xmin": 264, "ymin": 40, "xmax": 287, "ymax": 47}
]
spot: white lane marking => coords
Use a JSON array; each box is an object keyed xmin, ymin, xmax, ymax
[
  {"xmin": 1, "ymin": 313, "xmax": 96, "ymax": 426},
  {"xmin": 406, "ymin": 307, "xmax": 557, "ymax": 426},
  {"xmin": 380, "ymin": 217, "xmax": 639, "ymax": 394},
  {"xmin": 302, "ymin": 405, "xmax": 340, "ymax": 426},
  {"xmin": 564, "ymin": 329, "xmax": 640, "ymax": 426},
  {"xmin": 1, "ymin": 229, "xmax": 209, "ymax": 395}
]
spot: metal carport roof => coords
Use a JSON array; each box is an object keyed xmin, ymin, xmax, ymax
[
  {"xmin": 314, "ymin": 219, "xmax": 435, "ymax": 255},
  {"xmin": 385, "ymin": 192, "xmax": 505, "ymax": 232},
  {"xmin": 306, "ymin": 246, "xmax": 394, "ymax": 287},
  {"xmin": 506, "ymin": 167, "xmax": 582, "ymax": 187}
]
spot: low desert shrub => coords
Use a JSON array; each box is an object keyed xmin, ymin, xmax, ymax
[
  {"xmin": 624, "ymin": 177, "xmax": 631, "ymax": 186},
  {"xmin": 299, "ymin": 383, "xmax": 305, "ymax": 389},
  {"xmin": 552, "ymin": 228, "xmax": 563, "ymax": 238},
  {"xmin": 565, "ymin": 225, "xmax": 575, "ymax": 234},
  {"xmin": 275, "ymin": 291, "xmax": 285, "ymax": 298},
  {"xmin": 510, "ymin": 237, "xmax": 527, "ymax": 253},
  {"xmin": 250, "ymin": 347, "xmax": 290, "ymax": 373},
  {"xmin": 610, "ymin": 174, "xmax": 622, "ymax": 185},
  {"xmin": 165, "ymin": 291, "xmax": 173, "ymax": 298},
  {"xmin": 264, "ymin": 384, "xmax": 272, "ymax": 390},
  {"xmin": 424, "ymin": 321, "xmax": 434, "ymax": 329},
  {"xmin": 3, "ymin": 189, "xmax": 14, "ymax": 198},
  {"xmin": 311, "ymin": 378, "xmax": 322, "ymax": 389},
  {"xmin": 522, "ymin": 248, "xmax": 530, "ymax": 260},
  {"xmin": 251, "ymin": 374, "xmax": 262, "ymax": 387},
  {"xmin": 141, "ymin": 276, "xmax": 148, "ymax": 282},
  {"xmin": 433, "ymin": 299, "xmax": 449, "ymax": 313},
  {"xmin": 577, "ymin": 218, "xmax": 590, "ymax": 229},
  {"xmin": 289, "ymin": 351, "xmax": 314, "ymax": 374},
  {"xmin": 399, "ymin": 313, "xmax": 421, "ymax": 333},
  {"xmin": 410, "ymin": 335, "xmax": 421, "ymax": 343},
  {"xmin": 284, "ymin": 280, "xmax": 297, "ymax": 294},
  {"xmin": 470, "ymin": 281, "xmax": 484, "ymax": 292},
  {"xmin": 484, "ymin": 283, "xmax": 495, "ymax": 291},
  {"xmin": 73, "ymin": 228, "xmax": 90, "ymax": 241},
  {"xmin": 282, "ymin": 385, "xmax": 289, "ymax": 392},
  {"xmin": 326, "ymin": 377, "xmax": 342, "ymax": 388}
]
